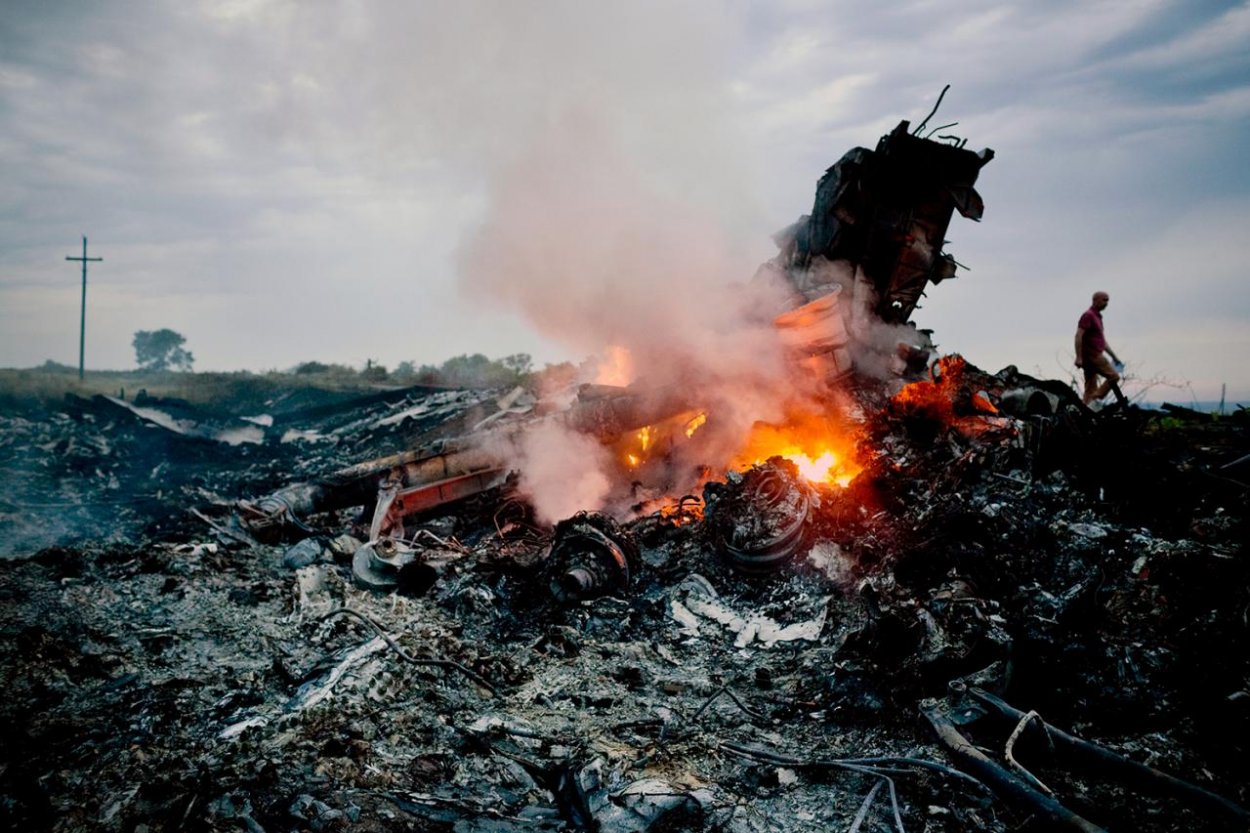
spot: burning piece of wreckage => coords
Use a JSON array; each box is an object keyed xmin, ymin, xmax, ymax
[
  {"xmin": 236, "ymin": 109, "xmax": 998, "ymax": 583},
  {"xmin": 179, "ymin": 107, "xmax": 1249, "ymax": 832}
]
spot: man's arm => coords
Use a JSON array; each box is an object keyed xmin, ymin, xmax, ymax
[
  {"xmin": 1074, "ymin": 327, "xmax": 1085, "ymax": 367},
  {"xmin": 1104, "ymin": 343, "xmax": 1119, "ymax": 364}
]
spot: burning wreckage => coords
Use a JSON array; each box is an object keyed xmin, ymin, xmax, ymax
[
  {"xmin": 242, "ymin": 116, "xmax": 998, "ymax": 583},
  {"xmin": 2, "ymin": 116, "xmax": 1249, "ymax": 833}
]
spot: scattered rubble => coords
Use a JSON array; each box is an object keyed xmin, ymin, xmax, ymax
[
  {"xmin": 2, "ymin": 112, "xmax": 1247, "ymax": 833},
  {"xmin": 2, "ymin": 364, "xmax": 1244, "ymax": 833}
]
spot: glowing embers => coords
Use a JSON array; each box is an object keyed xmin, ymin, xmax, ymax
[
  {"xmin": 626, "ymin": 425, "xmax": 654, "ymax": 468},
  {"xmin": 658, "ymin": 495, "xmax": 705, "ymax": 526},
  {"xmin": 730, "ymin": 408, "xmax": 862, "ymax": 487},
  {"xmin": 705, "ymin": 458, "xmax": 812, "ymax": 574}
]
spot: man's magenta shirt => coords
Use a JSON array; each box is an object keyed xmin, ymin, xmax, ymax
[{"xmin": 1079, "ymin": 307, "xmax": 1106, "ymax": 357}]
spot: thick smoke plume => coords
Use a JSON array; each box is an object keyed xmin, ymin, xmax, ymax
[{"xmin": 459, "ymin": 115, "xmax": 821, "ymax": 523}]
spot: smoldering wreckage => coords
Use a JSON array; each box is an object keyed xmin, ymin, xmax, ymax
[{"xmin": 3, "ymin": 112, "xmax": 1249, "ymax": 833}]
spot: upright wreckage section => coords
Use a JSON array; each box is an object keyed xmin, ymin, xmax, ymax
[{"xmin": 775, "ymin": 118, "xmax": 992, "ymax": 323}]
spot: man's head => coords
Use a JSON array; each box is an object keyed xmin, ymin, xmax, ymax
[{"xmin": 1091, "ymin": 291, "xmax": 1110, "ymax": 311}]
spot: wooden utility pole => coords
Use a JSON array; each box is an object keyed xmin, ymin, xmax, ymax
[{"xmin": 66, "ymin": 236, "xmax": 102, "ymax": 381}]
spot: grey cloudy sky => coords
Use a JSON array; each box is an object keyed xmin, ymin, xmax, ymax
[{"xmin": 2, "ymin": 0, "xmax": 1248, "ymax": 400}]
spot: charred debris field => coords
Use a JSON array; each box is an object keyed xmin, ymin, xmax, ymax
[{"xmin": 3, "ymin": 119, "xmax": 1250, "ymax": 833}]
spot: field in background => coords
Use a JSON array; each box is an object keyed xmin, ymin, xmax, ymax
[
  {"xmin": 0, "ymin": 352, "xmax": 546, "ymax": 416},
  {"xmin": 0, "ymin": 366, "xmax": 417, "ymax": 414}
]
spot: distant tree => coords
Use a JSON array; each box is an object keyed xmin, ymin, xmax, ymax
[
  {"xmin": 133, "ymin": 329, "xmax": 194, "ymax": 372},
  {"xmin": 437, "ymin": 353, "xmax": 532, "ymax": 387},
  {"xmin": 500, "ymin": 353, "xmax": 533, "ymax": 376},
  {"xmin": 414, "ymin": 364, "xmax": 441, "ymax": 384},
  {"xmin": 439, "ymin": 353, "xmax": 492, "ymax": 386},
  {"xmin": 293, "ymin": 361, "xmax": 332, "ymax": 375}
]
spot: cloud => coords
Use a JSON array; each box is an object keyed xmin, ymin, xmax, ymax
[
  {"xmin": 1107, "ymin": 1, "xmax": 1250, "ymax": 70},
  {"xmin": 1, "ymin": 1, "xmax": 772, "ymax": 371}
]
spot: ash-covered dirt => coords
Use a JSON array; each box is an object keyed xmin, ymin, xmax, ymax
[{"xmin": 1, "ymin": 376, "xmax": 1247, "ymax": 833}]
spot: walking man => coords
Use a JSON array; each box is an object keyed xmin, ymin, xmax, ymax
[{"xmin": 1074, "ymin": 291, "xmax": 1123, "ymax": 406}]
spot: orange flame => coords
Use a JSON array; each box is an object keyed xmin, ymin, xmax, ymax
[
  {"xmin": 971, "ymin": 390, "xmax": 999, "ymax": 415},
  {"xmin": 892, "ymin": 355, "xmax": 968, "ymax": 421},
  {"xmin": 730, "ymin": 408, "xmax": 862, "ymax": 487},
  {"xmin": 893, "ymin": 381, "xmax": 953, "ymax": 421},
  {"xmin": 623, "ymin": 424, "xmax": 654, "ymax": 469},
  {"xmin": 613, "ymin": 403, "xmax": 860, "ymax": 494},
  {"xmin": 595, "ymin": 345, "xmax": 635, "ymax": 387}
]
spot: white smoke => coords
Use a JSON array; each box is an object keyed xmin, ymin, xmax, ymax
[
  {"xmin": 458, "ymin": 111, "xmax": 821, "ymax": 520},
  {"xmin": 487, "ymin": 420, "xmax": 615, "ymax": 527}
]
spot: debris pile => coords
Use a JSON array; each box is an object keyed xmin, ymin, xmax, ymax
[
  {"xmin": 3, "ymin": 358, "xmax": 1245, "ymax": 832},
  {"xmin": 2, "ymin": 113, "xmax": 1247, "ymax": 833}
]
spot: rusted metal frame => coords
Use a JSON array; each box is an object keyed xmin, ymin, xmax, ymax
[
  {"xmin": 244, "ymin": 439, "xmax": 507, "ymax": 536},
  {"xmin": 245, "ymin": 383, "xmax": 705, "ymax": 541}
]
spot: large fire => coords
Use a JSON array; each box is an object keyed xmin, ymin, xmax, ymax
[
  {"xmin": 891, "ymin": 354, "xmax": 967, "ymax": 421},
  {"xmin": 596, "ymin": 347, "xmax": 862, "ymax": 500},
  {"xmin": 729, "ymin": 408, "xmax": 862, "ymax": 487},
  {"xmin": 615, "ymin": 406, "xmax": 861, "ymax": 489}
]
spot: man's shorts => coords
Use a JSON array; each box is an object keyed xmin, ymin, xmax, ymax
[{"xmin": 1083, "ymin": 352, "xmax": 1118, "ymax": 382}]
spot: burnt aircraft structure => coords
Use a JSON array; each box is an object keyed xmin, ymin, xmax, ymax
[{"xmin": 771, "ymin": 116, "xmax": 992, "ymax": 324}]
